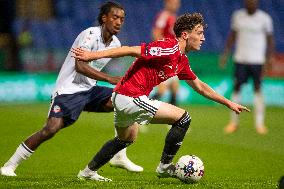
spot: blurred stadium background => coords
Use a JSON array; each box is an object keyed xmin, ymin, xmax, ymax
[
  {"xmin": 0, "ymin": 0, "xmax": 283, "ymax": 105},
  {"xmin": 0, "ymin": 1, "xmax": 284, "ymax": 188}
]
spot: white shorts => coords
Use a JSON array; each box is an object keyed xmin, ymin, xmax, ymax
[{"xmin": 111, "ymin": 92, "xmax": 162, "ymax": 128}]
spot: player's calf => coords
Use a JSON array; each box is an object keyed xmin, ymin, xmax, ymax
[
  {"xmin": 160, "ymin": 111, "xmax": 191, "ymax": 164},
  {"xmin": 87, "ymin": 137, "xmax": 133, "ymax": 171}
]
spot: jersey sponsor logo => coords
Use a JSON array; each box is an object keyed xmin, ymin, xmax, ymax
[
  {"xmin": 164, "ymin": 64, "xmax": 178, "ymax": 74},
  {"xmin": 165, "ymin": 64, "xmax": 178, "ymax": 73},
  {"xmin": 158, "ymin": 70, "xmax": 168, "ymax": 80},
  {"xmin": 174, "ymin": 65, "xmax": 179, "ymax": 74},
  {"xmin": 165, "ymin": 65, "xmax": 173, "ymax": 69},
  {"xmin": 53, "ymin": 105, "xmax": 61, "ymax": 113},
  {"xmin": 149, "ymin": 47, "xmax": 162, "ymax": 56},
  {"xmin": 158, "ymin": 63, "xmax": 179, "ymax": 80}
]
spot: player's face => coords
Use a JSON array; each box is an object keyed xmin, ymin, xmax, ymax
[
  {"xmin": 166, "ymin": 0, "xmax": 180, "ymax": 13},
  {"xmin": 185, "ymin": 24, "xmax": 205, "ymax": 52},
  {"xmin": 245, "ymin": 0, "xmax": 258, "ymax": 14},
  {"xmin": 104, "ymin": 7, "xmax": 125, "ymax": 35}
]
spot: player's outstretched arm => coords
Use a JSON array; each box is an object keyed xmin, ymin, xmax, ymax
[
  {"xmin": 71, "ymin": 46, "xmax": 141, "ymax": 61},
  {"xmin": 219, "ymin": 30, "xmax": 236, "ymax": 69},
  {"xmin": 186, "ymin": 78, "xmax": 250, "ymax": 114},
  {"xmin": 75, "ymin": 59, "xmax": 121, "ymax": 85}
]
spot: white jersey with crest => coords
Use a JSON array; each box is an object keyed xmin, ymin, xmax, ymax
[
  {"xmin": 52, "ymin": 26, "xmax": 121, "ymax": 96},
  {"xmin": 231, "ymin": 9, "xmax": 273, "ymax": 64}
]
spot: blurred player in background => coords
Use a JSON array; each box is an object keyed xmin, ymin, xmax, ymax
[
  {"xmin": 72, "ymin": 13, "xmax": 250, "ymax": 182},
  {"xmin": 0, "ymin": 2, "xmax": 142, "ymax": 179},
  {"xmin": 220, "ymin": 0, "xmax": 274, "ymax": 135},
  {"xmin": 151, "ymin": 0, "xmax": 181, "ymax": 105}
]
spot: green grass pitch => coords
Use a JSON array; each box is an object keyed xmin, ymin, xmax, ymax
[{"xmin": 0, "ymin": 103, "xmax": 283, "ymax": 188}]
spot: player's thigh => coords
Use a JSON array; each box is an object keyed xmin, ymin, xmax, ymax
[
  {"xmin": 48, "ymin": 93, "xmax": 86, "ymax": 126},
  {"xmin": 234, "ymin": 63, "xmax": 249, "ymax": 89},
  {"xmin": 151, "ymin": 102, "xmax": 185, "ymax": 125},
  {"xmin": 101, "ymin": 97, "xmax": 113, "ymax": 112},
  {"xmin": 44, "ymin": 116, "xmax": 65, "ymax": 133},
  {"xmin": 113, "ymin": 94, "xmax": 159, "ymax": 127}
]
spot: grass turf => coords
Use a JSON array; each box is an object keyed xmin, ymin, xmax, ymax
[{"xmin": 0, "ymin": 103, "xmax": 283, "ymax": 188}]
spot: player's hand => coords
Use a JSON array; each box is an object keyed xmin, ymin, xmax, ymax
[
  {"xmin": 107, "ymin": 76, "xmax": 122, "ymax": 85},
  {"xmin": 71, "ymin": 48, "xmax": 94, "ymax": 61},
  {"xmin": 264, "ymin": 54, "xmax": 274, "ymax": 75},
  {"xmin": 227, "ymin": 101, "xmax": 250, "ymax": 114},
  {"xmin": 219, "ymin": 54, "xmax": 227, "ymax": 69}
]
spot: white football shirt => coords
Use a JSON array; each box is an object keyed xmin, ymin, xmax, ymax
[
  {"xmin": 232, "ymin": 9, "xmax": 273, "ymax": 64},
  {"xmin": 53, "ymin": 26, "xmax": 121, "ymax": 96}
]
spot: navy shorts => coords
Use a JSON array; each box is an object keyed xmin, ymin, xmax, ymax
[
  {"xmin": 234, "ymin": 62, "xmax": 263, "ymax": 90},
  {"xmin": 48, "ymin": 86, "xmax": 113, "ymax": 126}
]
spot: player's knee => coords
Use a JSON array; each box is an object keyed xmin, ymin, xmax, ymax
[
  {"xmin": 119, "ymin": 133, "xmax": 136, "ymax": 143},
  {"xmin": 233, "ymin": 80, "xmax": 242, "ymax": 92},
  {"xmin": 101, "ymin": 98, "xmax": 114, "ymax": 112},
  {"xmin": 254, "ymin": 84, "xmax": 261, "ymax": 91},
  {"xmin": 173, "ymin": 111, "xmax": 191, "ymax": 131},
  {"xmin": 234, "ymin": 84, "xmax": 241, "ymax": 91},
  {"xmin": 117, "ymin": 124, "xmax": 139, "ymax": 142}
]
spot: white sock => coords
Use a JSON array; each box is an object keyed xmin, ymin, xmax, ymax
[
  {"xmin": 112, "ymin": 128, "xmax": 127, "ymax": 160},
  {"xmin": 3, "ymin": 143, "xmax": 34, "ymax": 170},
  {"xmin": 230, "ymin": 92, "xmax": 240, "ymax": 125},
  {"xmin": 254, "ymin": 92, "xmax": 265, "ymax": 127}
]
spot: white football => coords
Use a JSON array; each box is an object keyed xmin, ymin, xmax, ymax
[{"xmin": 175, "ymin": 155, "xmax": 204, "ymax": 183}]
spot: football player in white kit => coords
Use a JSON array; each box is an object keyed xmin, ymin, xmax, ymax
[
  {"xmin": 220, "ymin": 0, "xmax": 275, "ymax": 135},
  {"xmin": 0, "ymin": 2, "xmax": 143, "ymax": 179}
]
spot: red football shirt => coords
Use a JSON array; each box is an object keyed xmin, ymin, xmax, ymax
[
  {"xmin": 114, "ymin": 38, "xmax": 197, "ymax": 97},
  {"xmin": 153, "ymin": 10, "xmax": 176, "ymax": 39}
]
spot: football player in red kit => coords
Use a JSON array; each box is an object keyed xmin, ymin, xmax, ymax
[{"xmin": 72, "ymin": 13, "xmax": 250, "ymax": 182}]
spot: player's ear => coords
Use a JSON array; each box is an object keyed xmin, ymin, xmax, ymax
[
  {"xmin": 181, "ymin": 31, "xmax": 189, "ymax": 40},
  {"xmin": 102, "ymin": 15, "xmax": 107, "ymax": 23}
]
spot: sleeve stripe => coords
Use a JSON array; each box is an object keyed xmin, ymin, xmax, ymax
[
  {"xmin": 160, "ymin": 45, "xmax": 179, "ymax": 54},
  {"xmin": 160, "ymin": 44, "xmax": 179, "ymax": 52},
  {"xmin": 160, "ymin": 45, "xmax": 179, "ymax": 55}
]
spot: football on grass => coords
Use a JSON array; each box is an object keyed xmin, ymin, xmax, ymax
[{"xmin": 175, "ymin": 155, "xmax": 204, "ymax": 183}]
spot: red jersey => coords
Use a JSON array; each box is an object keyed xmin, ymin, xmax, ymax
[
  {"xmin": 153, "ymin": 10, "xmax": 176, "ymax": 39},
  {"xmin": 114, "ymin": 38, "xmax": 197, "ymax": 97}
]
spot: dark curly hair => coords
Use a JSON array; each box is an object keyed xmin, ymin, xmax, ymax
[
  {"xmin": 173, "ymin": 13, "xmax": 207, "ymax": 37},
  {"xmin": 98, "ymin": 1, "xmax": 125, "ymax": 25}
]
